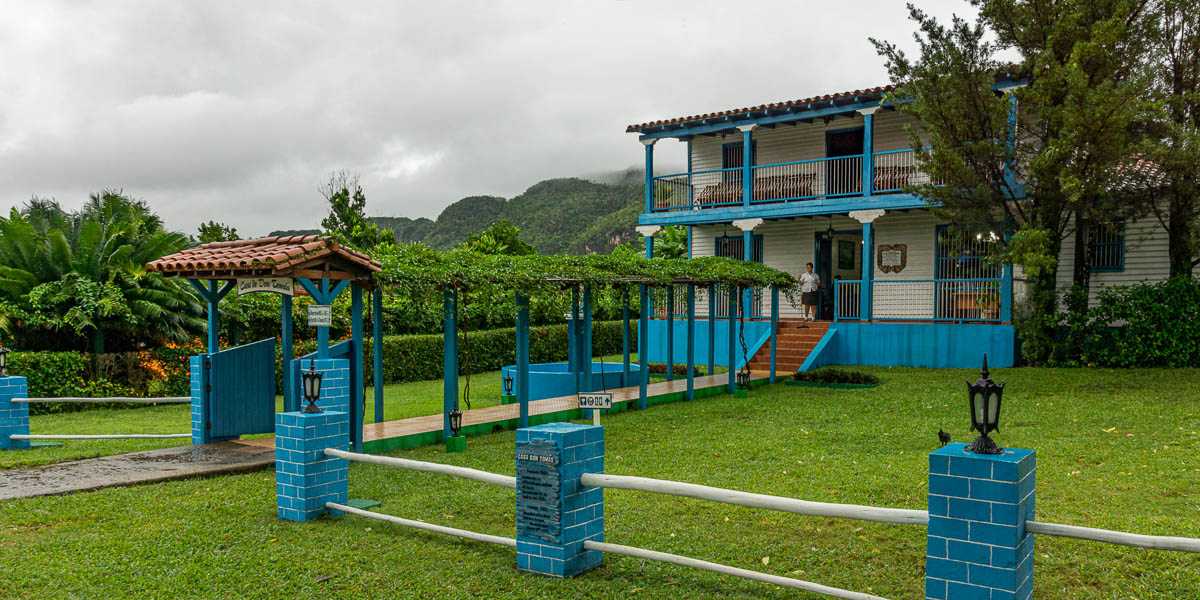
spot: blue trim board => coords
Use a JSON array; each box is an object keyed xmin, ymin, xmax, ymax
[
  {"xmin": 826, "ymin": 322, "xmax": 1015, "ymax": 368},
  {"xmin": 797, "ymin": 328, "xmax": 837, "ymax": 372},
  {"xmin": 638, "ymin": 193, "xmax": 930, "ymax": 226},
  {"xmin": 646, "ymin": 319, "xmax": 770, "ymax": 371}
]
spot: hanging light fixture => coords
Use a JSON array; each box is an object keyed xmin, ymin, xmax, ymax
[
  {"xmin": 301, "ymin": 361, "xmax": 324, "ymax": 414},
  {"xmin": 826, "ymin": 215, "xmax": 836, "ymax": 240}
]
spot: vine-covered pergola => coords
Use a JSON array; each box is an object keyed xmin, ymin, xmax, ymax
[{"xmin": 373, "ymin": 249, "xmax": 799, "ymax": 441}]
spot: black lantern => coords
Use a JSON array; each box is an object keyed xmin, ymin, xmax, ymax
[
  {"xmin": 448, "ymin": 408, "xmax": 463, "ymax": 437},
  {"xmin": 301, "ymin": 361, "xmax": 324, "ymax": 414},
  {"xmin": 965, "ymin": 354, "xmax": 1005, "ymax": 454},
  {"xmin": 826, "ymin": 216, "xmax": 836, "ymax": 239},
  {"xmin": 0, "ymin": 346, "xmax": 9, "ymax": 377},
  {"xmin": 736, "ymin": 369, "xmax": 751, "ymax": 391},
  {"xmin": 503, "ymin": 373, "xmax": 514, "ymax": 395}
]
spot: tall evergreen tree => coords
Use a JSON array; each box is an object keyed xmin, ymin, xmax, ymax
[{"xmin": 319, "ymin": 170, "xmax": 391, "ymax": 251}]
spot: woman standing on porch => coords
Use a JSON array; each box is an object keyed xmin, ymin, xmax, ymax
[{"xmin": 799, "ymin": 263, "xmax": 821, "ymax": 322}]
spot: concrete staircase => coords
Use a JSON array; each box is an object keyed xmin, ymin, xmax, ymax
[{"xmin": 746, "ymin": 319, "xmax": 830, "ymax": 374}]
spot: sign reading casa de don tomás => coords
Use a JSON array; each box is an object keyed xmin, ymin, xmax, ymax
[{"xmin": 237, "ymin": 277, "xmax": 295, "ymax": 296}]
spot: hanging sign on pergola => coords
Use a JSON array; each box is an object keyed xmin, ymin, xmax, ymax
[{"xmin": 237, "ymin": 277, "xmax": 295, "ymax": 296}]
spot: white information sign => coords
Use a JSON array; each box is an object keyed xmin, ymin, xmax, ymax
[
  {"xmin": 881, "ymin": 250, "xmax": 903, "ymax": 268},
  {"xmin": 578, "ymin": 393, "xmax": 613, "ymax": 410},
  {"xmin": 237, "ymin": 277, "xmax": 294, "ymax": 296},
  {"xmin": 307, "ymin": 304, "xmax": 332, "ymax": 327}
]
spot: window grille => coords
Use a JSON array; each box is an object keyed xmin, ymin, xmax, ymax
[{"xmin": 1088, "ymin": 220, "xmax": 1125, "ymax": 272}]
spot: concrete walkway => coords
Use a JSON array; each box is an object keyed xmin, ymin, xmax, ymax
[{"xmin": 0, "ymin": 438, "xmax": 274, "ymax": 501}]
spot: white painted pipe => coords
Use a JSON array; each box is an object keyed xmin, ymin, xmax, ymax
[
  {"xmin": 9, "ymin": 433, "xmax": 191, "ymax": 440},
  {"xmin": 327, "ymin": 502, "xmax": 517, "ymax": 548},
  {"xmin": 324, "ymin": 448, "xmax": 516, "ymax": 489},
  {"xmin": 12, "ymin": 397, "xmax": 191, "ymax": 404},
  {"xmin": 583, "ymin": 540, "xmax": 889, "ymax": 600},
  {"xmin": 1026, "ymin": 521, "xmax": 1200, "ymax": 553},
  {"xmin": 580, "ymin": 473, "xmax": 928, "ymax": 526}
]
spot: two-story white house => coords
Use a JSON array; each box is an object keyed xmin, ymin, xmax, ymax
[{"xmin": 627, "ymin": 78, "xmax": 1178, "ymax": 371}]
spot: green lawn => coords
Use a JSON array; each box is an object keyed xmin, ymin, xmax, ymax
[
  {"xmin": 2, "ymin": 354, "xmax": 702, "ymax": 469},
  {"xmin": 1, "ymin": 367, "xmax": 1197, "ymax": 598}
]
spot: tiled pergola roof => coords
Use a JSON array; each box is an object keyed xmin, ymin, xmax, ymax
[{"xmin": 146, "ymin": 235, "xmax": 381, "ymax": 287}]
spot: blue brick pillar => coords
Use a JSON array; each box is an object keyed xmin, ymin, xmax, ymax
[
  {"xmin": 927, "ymin": 443, "xmax": 1036, "ymax": 600},
  {"xmin": 516, "ymin": 423, "xmax": 604, "ymax": 578},
  {"xmin": 0, "ymin": 376, "xmax": 30, "ymax": 450},
  {"xmin": 275, "ymin": 410, "xmax": 349, "ymax": 522},
  {"xmin": 293, "ymin": 358, "xmax": 349, "ymax": 414}
]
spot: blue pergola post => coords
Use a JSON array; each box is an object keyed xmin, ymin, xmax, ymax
[
  {"xmin": 769, "ymin": 285, "xmax": 779, "ymax": 383},
  {"xmin": 638, "ymin": 284, "xmax": 649, "ymax": 410},
  {"xmin": 281, "ymin": 295, "xmax": 294, "ymax": 412},
  {"xmin": 583, "ymin": 285, "xmax": 593, "ymax": 394},
  {"xmin": 686, "ymin": 284, "xmax": 695, "ymax": 401},
  {"xmin": 571, "ymin": 286, "xmax": 581, "ymax": 394},
  {"xmin": 515, "ymin": 292, "xmax": 530, "ymax": 428},
  {"xmin": 317, "ymin": 279, "xmax": 330, "ymax": 358},
  {"xmin": 350, "ymin": 285, "xmax": 364, "ymax": 452},
  {"xmin": 189, "ymin": 279, "xmax": 234, "ymax": 354},
  {"xmin": 442, "ymin": 289, "xmax": 457, "ymax": 442},
  {"xmin": 621, "ymin": 287, "xmax": 631, "ymax": 388},
  {"xmin": 666, "ymin": 285, "xmax": 675, "ymax": 382},
  {"xmin": 727, "ymin": 284, "xmax": 737, "ymax": 394},
  {"xmin": 372, "ymin": 288, "xmax": 384, "ymax": 423},
  {"xmin": 707, "ymin": 286, "xmax": 716, "ymax": 376}
]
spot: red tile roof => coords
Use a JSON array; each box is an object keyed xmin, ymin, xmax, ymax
[
  {"xmin": 146, "ymin": 235, "xmax": 381, "ymax": 276},
  {"xmin": 625, "ymin": 85, "xmax": 896, "ymax": 133}
]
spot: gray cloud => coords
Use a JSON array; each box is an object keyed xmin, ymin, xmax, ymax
[{"xmin": 0, "ymin": 0, "xmax": 974, "ymax": 237}]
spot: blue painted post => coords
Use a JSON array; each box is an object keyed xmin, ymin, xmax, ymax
[
  {"xmin": 516, "ymin": 292, "xmax": 530, "ymax": 428},
  {"xmin": 571, "ymin": 287, "xmax": 581, "ymax": 394},
  {"xmin": 645, "ymin": 231, "xmax": 654, "ymax": 259},
  {"xmin": 0, "ymin": 375, "xmax": 30, "ymax": 450},
  {"xmin": 741, "ymin": 126, "xmax": 754, "ymax": 207},
  {"xmin": 583, "ymin": 285, "xmax": 593, "ymax": 395},
  {"xmin": 769, "ymin": 285, "xmax": 779, "ymax": 383},
  {"xmin": 686, "ymin": 284, "xmax": 695, "ymax": 401},
  {"xmin": 372, "ymin": 288, "xmax": 384, "ymax": 423},
  {"xmin": 638, "ymin": 285, "xmax": 649, "ymax": 410},
  {"xmin": 350, "ymin": 285, "xmax": 364, "ymax": 452},
  {"xmin": 727, "ymin": 285, "xmax": 737, "ymax": 394},
  {"xmin": 643, "ymin": 141, "xmax": 655, "ymax": 213},
  {"xmin": 207, "ymin": 280, "xmax": 219, "ymax": 353},
  {"xmin": 1001, "ymin": 232, "xmax": 1013, "ymax": 323},
  {"xmin": 516, "ymin": 423, "xmax": 605, "ymax": 578},
  {"xmin": 861, "ymin": 109, "xmax": 875, "ymax": 197},
  {"xmin": 742, "ymin": 229, "xmax": 754, "ymax": 313},
  {"xmin": 927, "ymin": 443, "xmax": 1036, "ymax": 600},
  {"xmin": 621, "ymin": 287, "xmax": 631, "ymax": 388},
  {"xmin": 861, "ymin": 222, "xmax": 873, "ymax": 321},
  {"xmin": 442, "ymin": 289, "xmax": 457, "ymax": 442},
  {"xmin": 275, "ymin": 409, "xmax": 349, "ymax": 522},
  {"xmin": 317, "ymin": 278, "xmax": 330, "ymax": 359},
  {"xmin": 707, "ymin": 286, "xmax": 716, "ymax": 375},
  {"xmin": 666, "ymin": 285, "xmax": 674, "ymax": 382},
  {"xmin": 281, "ymin": 295, "xmax": 294, "ymax": 412},
  {"xmin": 834, "ymin": 279, "xmax": 840, "ymax": 323}
]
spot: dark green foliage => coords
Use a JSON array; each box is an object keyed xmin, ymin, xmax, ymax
[
  {"xmin": 371, "ymin": 217, "xmax": 435, "ymax": 244},
  {"xmin": 195, "ymin": 221, "xmax": 239, "ymax": 243},
  {"xmin": 319, "ymin": 171, "xmax": 390, "ymax": 251},
  {"xmin": 461, "ymin": 220, "xmax": 535, "ymax": 256},
  {"xmin": 422, "ymin": 196, "xmax": 507, "ymax": 250},
  {"xmin": 1064, "ymin": 276, "xmax": 1200, "ymax": 367},
  {"xmin": 792, "ymin": 367, "xmax": 882, "ymax": 385}
]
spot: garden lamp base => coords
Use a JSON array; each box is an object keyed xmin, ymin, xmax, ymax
[{"xmin": 446, "ymin": 435, "xmax": 467, "ymax": 453}]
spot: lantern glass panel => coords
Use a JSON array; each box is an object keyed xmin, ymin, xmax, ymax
[
  {"xmin": 987, "ymin": 393, "xmax": 999, "ymax": 422},
  {"xmin": 974, "ymin": 392, "xmax": 984, "ymax": 423}
]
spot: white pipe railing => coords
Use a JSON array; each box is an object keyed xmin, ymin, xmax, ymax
[
  {"xmin": 580, "ymin": 473, "xmax": 928, "ymax": 526},
  {"xmin": 1026, "ymin": 521, "xmax": 1200, "ymax": 553},
  {"xmin": 324, "ymin": 448, "xmax": 517, "ymax": 489},
  {"xmin": 13, "ymin": 397, "xmax": 191, "ymax": 404},
  {"xmin": 584, "ymin": 540, "xmax": 889, "ymax": 600},
  {"xmin": 328, "ymin": 502, "xmax": 517, "ymax": 548},
  {"xmin": 10, "ymin": 433, "xmax": 190, "ymax": 440}
]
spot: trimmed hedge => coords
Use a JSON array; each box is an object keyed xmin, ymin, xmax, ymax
[{"xmin": 792, "ymin": 367, "xmax": 882, "ymax": 385}]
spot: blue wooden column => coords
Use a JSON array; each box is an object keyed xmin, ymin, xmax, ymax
[
  {"xmin": 281, "ymin": 294, "xmax": 294, "ymax": 412},
  {"xmin": 686, "ymin": 284, "xmax": 695, "ymax": 401},
  {"xmin": 570, "ymin": 287, "xmax": 581, "ymax": 394},
  {"xmin": 189, "ymin": 279, "xmax": 235, "ymax": 354},
  {"xmin": 742, "ymin": 228, "xmax": 754, "ymax": 312},
  {"xmin": 372, "ymin": 288, "xmax": 384, "ymax": 423},
  {"xmin": 296, "ymin": 277, "xmax": 349, "ymax": 359},
  {"xmin": 738, "ymin": 125, "xmax": 755, "ymax": 208},
  {"xmin": 442, "ymin": 289, "xmax": 457, "ymax": 441},
  {"xmin": 666, "ymin": 285, "xmax": 675, "ymax": 382},
  {"xmin": 769, "ymin": 285, "xmax": 779, "ymax": 383},
  {"xmin": 1001, "ymin": 234, "xmax": 1014, "ymax": 323},
  {"xmin": 727, "ymin": 284, "xmax": 737, "ymax": 394},
  {"xmin": 317, "ymin": 279, "xmax": 330, "ymax": 357},
  {"xmin": 859, "ymin": 107, "xmax": 878, "ymax": 197},
  {"xmin": 707, "ymin": 286, "xmax": 716, "ymax": 375},
  {"xmin": 621, "ymin": 287, "xmax": 631, "ymax": 388},
  {"xmin": 638, "ymin": 284, "xmax": 649, "ymax": 410},
  {"xmin": 515, "ymin": 292, "xmax": 530, "ymax": 428},
  {"xmin": 643, "ymin": 140, "xmax": 655, "ymax": 213},
  {"xmin": 582, "ymin": 285, "xmax": 593, "ymax": 394},
  {"xmin": 350, "ymin": 285, "xmax": 364, "ymax": 452}
]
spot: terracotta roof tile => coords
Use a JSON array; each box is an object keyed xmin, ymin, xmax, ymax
[
  {"xmin": 145, "ymin": 235, "xmax": 382, "ymax": 277},
  {"xmin": 625, "ymin": 85, "xmax": 896, "ymax": 133}
]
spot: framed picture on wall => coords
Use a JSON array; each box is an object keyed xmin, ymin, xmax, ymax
[{"xmin": 838, "ymin": 240, "xmax": 855, "ymax": 270}]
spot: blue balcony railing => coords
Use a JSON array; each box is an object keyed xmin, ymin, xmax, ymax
[{"xmin": 835, "ymin": 278, "xmax": 1004, "ymax": 323}]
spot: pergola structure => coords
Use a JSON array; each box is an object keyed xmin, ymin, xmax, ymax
[{"xmin": 148, "ymin": 236, "xmax": 383, "ymax": 449}]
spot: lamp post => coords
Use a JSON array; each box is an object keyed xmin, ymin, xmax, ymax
[
  {"xmin": 301, "ymin": 361, "xmax": 324, "ymax": 414},
  {"xmin": 965, "ymin": 354, "xmax": 1005, "ymax": 454},
  {"xmin": 0, "ymin": 346, "xmax": 9, "ymax": 377},
  {"xmin": 448, "ymin": 407, "xmax": 463, "ymax": 437}
]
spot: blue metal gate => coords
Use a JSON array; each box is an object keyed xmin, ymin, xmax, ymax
[{"xmin": 207, "ymin": 338, "xmax": 276, "ymax": 439}]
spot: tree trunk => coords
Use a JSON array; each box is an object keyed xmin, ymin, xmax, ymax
[
  {"xmin": 1066, "ymin": 219, "xmax": 1094, "ymax": 361},
  {"xmin": 1167, "ymin": 186, "xmax": 1198, "ymax": 278}
]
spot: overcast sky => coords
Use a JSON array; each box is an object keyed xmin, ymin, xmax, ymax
[{"xmin": 0, "ymin": 0, "xmax": 975, "ymax": 238}]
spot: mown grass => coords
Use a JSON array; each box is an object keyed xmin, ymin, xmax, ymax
[{"xmin": 1, "ymin": 367, "xmax": 1197, "ymax": 599}]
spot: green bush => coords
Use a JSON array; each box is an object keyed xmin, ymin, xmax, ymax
[
  {"xmin": 5, "ymin": 351, "xmax": 140, "ymax": 414},
  {"xmin": 792, "ymin": 367, "xmax": 882, "ymax": 385},
  {"xmin": 1076, "ymin": 276, "xmax": 1200, "ymax": 367}
]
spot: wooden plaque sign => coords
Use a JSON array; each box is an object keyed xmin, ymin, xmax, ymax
[{"xmin": 877, "ymin": 244, "xmax": 907, "ymax": 274}]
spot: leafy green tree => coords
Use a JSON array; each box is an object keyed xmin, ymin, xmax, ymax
[
  {"xmin": 319, "ymin": 170, "xmax": 392, "ymax": 251},
  {"xmin": 0, "ymin": 192, "xmax": 204, "ymax": 352},
  {"xmin": 461, "ymin": 220, "xmax": 535, "ymax": 256},
  {"xmin": 655, "ymin": 226, "xmax": 688, "ymax": 259},
  {"xmin": 196, "ymin": 220, "xmax": 239, "ymax": 243},
  {"xmin": 872, "ymin": 0, "xmax": 1153, "ymax": 363}
]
